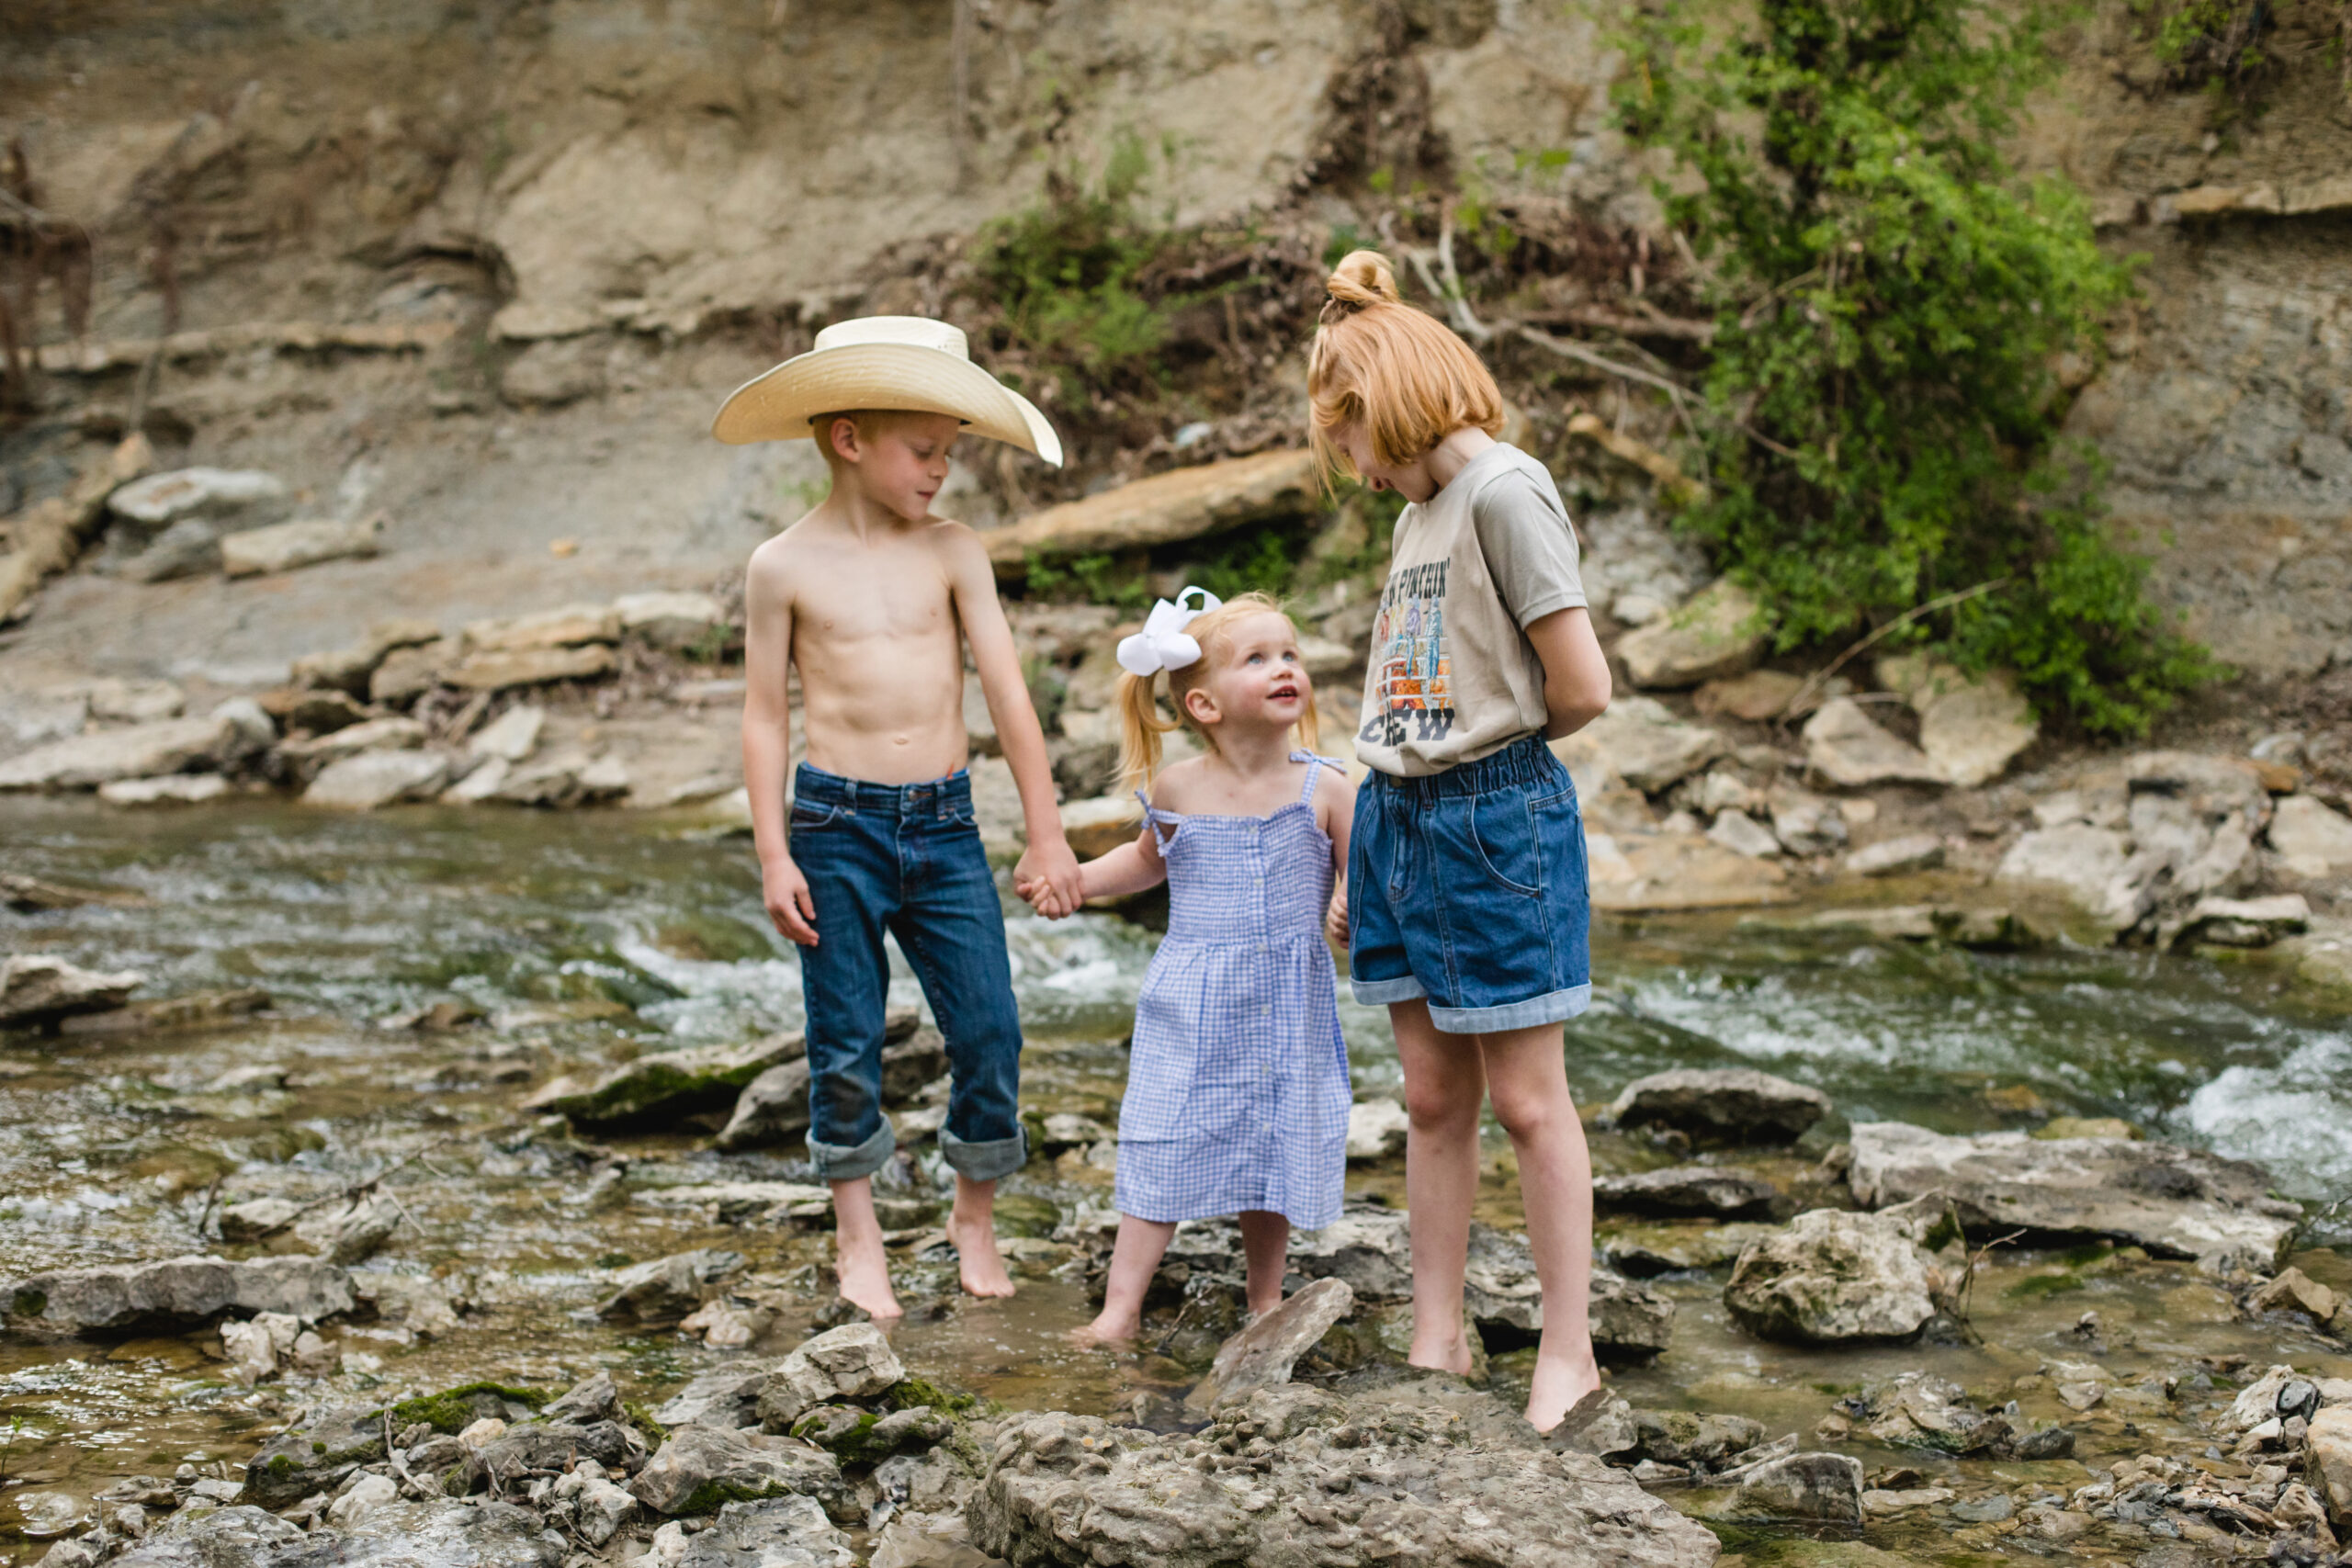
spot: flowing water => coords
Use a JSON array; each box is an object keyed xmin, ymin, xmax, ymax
[{"xmin": 3, "ymin": 797, "xmax": 2348, "ymax": 1562}]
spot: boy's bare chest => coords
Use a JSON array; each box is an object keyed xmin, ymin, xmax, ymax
[{"xmin": 792, "ymin": 564, "xmax": 957, "ymax": 650}]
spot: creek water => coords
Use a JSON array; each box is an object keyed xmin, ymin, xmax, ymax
[{"xmin": 3, "ymin": 797, "xmax": 2348, "ymax": 1562}]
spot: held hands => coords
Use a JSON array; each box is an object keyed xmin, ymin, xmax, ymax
[
  {"xmin": 1325, "ymin": 880, "xmax": 1350, "ymax": 949},
  {"xmin": 1014, "ymin": 837, "xmax": 1086, "ymax": 920},
  {"xmin": 762, "ymin": 855, "xmax": 820, "ymax": 946}
]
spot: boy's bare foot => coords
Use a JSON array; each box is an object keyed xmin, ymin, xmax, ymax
[
  {"xmin": 1525, "ymin": 1342, "xmax": 1603, "ymax": 1434},
  {"xmin": 947, "ymin": 1207, "xmax": 1016, "ymax": 1298},
  {"xmin": 834, "ymin": 1249, "xmax": 904, "ymax": 1320}
]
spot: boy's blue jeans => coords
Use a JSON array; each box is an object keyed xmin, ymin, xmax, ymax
[{"xmin": 789, "ymin": 762, "xmax": 1027, "ymax": 1184}]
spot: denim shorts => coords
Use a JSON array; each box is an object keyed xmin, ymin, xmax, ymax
[
  {"xmin": 1348, "ymin": 735, "xmax": 1592, "ymax": 1034},
  {"xmin": 789, "ymin": 762, "xmax": 1027, "ymax": 1184}
]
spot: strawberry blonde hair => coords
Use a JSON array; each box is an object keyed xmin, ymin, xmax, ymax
[
  {"xmin": 1116, "ymin": 592, "xmax": 1321, "ymax": 794},
  {"xmin": 1306, "ymin": 250, "xmax": 1504, "ymax": 486}
]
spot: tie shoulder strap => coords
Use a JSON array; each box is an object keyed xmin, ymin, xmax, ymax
[
  {"xmin": 1133, "ymin": 788, "xmax": 1180, "ymax": 851},
  {"xmin": 1290, "ymin": 750, "xmax": 1346, "ymax": 807}
]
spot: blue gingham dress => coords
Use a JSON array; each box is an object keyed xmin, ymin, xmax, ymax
[{"xmin": 1115, "ymin": 752, "xmax": 1352, "ymax": 1229}]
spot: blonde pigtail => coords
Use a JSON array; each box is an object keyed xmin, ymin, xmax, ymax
[{"xmin": 1116, "ymin": 670, "xmax": 1177, "ymax": 797}]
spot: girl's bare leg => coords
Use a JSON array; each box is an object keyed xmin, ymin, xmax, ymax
[
  {"xmin": 1237, "ymin": 1211, "xmax": 1292, "ymax": 1318},
  {"xmin": 1480, "ymin": 1021, "xmax": 1601, "ymax": 1431},
  {"xmin": 1078, "ymin": 1214, "xmax": 1178, "ymax": 1342},
  {"xmin": 1392, "ymin": 998, "xmax": 1485, "ymax": 1376}
]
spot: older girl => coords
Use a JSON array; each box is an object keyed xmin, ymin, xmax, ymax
[{"xmin": 1310, "ymin": 251, "xmax": 1614, "ymax": 1430}]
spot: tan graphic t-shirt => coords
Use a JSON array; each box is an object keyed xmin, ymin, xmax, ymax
[{"xmin": 1353, "ymin": 443, "xmax": 1587, "ymax": 778}]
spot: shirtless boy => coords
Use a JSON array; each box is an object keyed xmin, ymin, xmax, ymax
[{"xmin": 715, "ymin": 317, "xmax": 1082, "ymax": 1318}]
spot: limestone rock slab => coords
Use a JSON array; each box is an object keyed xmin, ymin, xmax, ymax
[
  {"xmin": 967, "ymin": 1385, "xmax": 1721, "ymax": 1568},
  {"xmin": 1617, "ymin": 580, "xmax": 1766, "ymax": 690},
  {"xmin": 630, "ymin": 1421, "xmax": 849, "ymax": 1519},
  {"xmin": 0, "ymin": 714, "xmax": 234, "ymax": 791},
  {"xmin": 1723, "ymin": 1201, "xmax": 1948, "ymax": 1345},
  {"xmin": 757, "ymin": 1323, "xmax": 906, "ymax": 1431},
  {"xmin": 220, "ymin": 515, "xmax": 384, "ymax": 577},
  {"xmin": 1802, "ymin": 699, "xmax": 1943, "ymax": 789},
  {"xmin": 5, "ymin": 1254, "xmax": 352, "ymax": 1334},
  {"xmin": 1847, "ymin": 1120, "xmax": 2301, "ymax": 1272},
  {"xmin": 0, "ymin": 954, "xmax": 144, "ymax": 1025},
  {"xmin": 1185, "ymin": 1277, "xmax": 1355, "ymax": 1412}
]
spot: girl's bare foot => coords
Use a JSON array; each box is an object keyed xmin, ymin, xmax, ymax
[
  {"xmin": 1071, "ymin": 1311, "xmax": 1141, "ymax": 1346},
  {"xmin": 947, "ymin": 1209, "xmax": 1016, "ymax": 1299},
  {"xmin": 1407, "ymin": 1322, "xmax": 1476, "ymax": 1378},
  {"xmin": 1525, "ymin": 1342, "xmax": 1602, "ymax": 1434}
]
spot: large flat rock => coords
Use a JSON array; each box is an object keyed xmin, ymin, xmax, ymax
[
  {"xmin": 967, "ymin": 1384, "xmax": 1720, "ymax": 1568},
  {"xmin": 1847, "ymin": 1121, "xmax": 2302, "ymax": 1272},
  {"xmin": 1605, "ymin": 1067, "xmax": 1831, "ymax": 1145},
  {"xmin": 0, "ymin": 713, "xmax": 234, "ymax": 791},
  {"xmin": 0, "ymin": 954, "xmax": 145, "ymax": 1026},
  {"xmin": 4, "ymin": 1254, "xmax": 353, "ymax": 1334}
]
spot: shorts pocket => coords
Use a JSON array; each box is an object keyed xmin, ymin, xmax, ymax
[
  {"xmin": 789, "ymin": 800, "xmax": 841, "ymax": 830},
  {"xmin": 1467, "ymin": 795, "xmax": 1544, "ymax": 898}
]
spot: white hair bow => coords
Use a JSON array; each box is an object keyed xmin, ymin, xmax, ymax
[{"xmin": 1115, "ymin": 586, "xmax": 1223, "ymax": 679}]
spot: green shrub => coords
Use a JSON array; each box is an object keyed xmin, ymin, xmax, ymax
[
  {"xmin": 1619, "ymin": 0, "xmax": 2214, "ymax": 733},
  {"xmin": 975, "ymin": 132, "xmax": 1188, "ymax": 406}
]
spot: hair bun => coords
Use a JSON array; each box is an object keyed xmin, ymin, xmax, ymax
[{"xmin": 1321, "ymin": 249, "xmax": 1402, "ymax": 321}]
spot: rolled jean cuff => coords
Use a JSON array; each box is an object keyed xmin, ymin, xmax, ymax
[
  {"xmin": 1351, "ymin": 974, "xmax": 1427, "ymax": 1006},
  {"xmin": 807, "ymin": 1121, "xmax": 897, "ymax": 1183},
  {"xmin": 938, "ymin": 1124, "xmax": 1028, "ymax": 1183},
  {"xmin": 1427, "ymin": 982, "xmax": 1592, "ymax": 1035}
]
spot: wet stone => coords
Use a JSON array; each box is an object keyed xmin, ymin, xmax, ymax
[
  {"xmin": 757, "ymin": 1322, "xmax": 906, "ymax": 1430},
  {"xmin": 239, "ymin": 1403, "xmax": 390, "ymax": 1508},
  {"xmin": 1185, "ymin": 1277, "xmax": 1356, "ymax": 1412},
  {"xmin": 629, "ymin": 1421, "xmax": 852, "ymax": 1521},
  {"xmin": 1847, "ymin": 1120, "xmax": 2303, "ymax": 1274},
  {"xmin": 970, "ymin": 1384, "xmax": 1719, "ymax": 1568},
  {"xmin": 4, "ymin": 1253, "xmax": 353, "ymax": 1334},
  {"xmin": 1593, "ymin": 1166, "xmax": 1779, "ymax": 1218},
  {"xmin": 654, "ymin": 1360, "xmax": 783, "ymax": 1430},
  {"xmin": 789, "ymin": 1404, "xmax": 951, "ymax": 1466},
  {"xmin": 1605, "ymin": 1067, "xmax": 1832, "ymax": 1145},
  {"xmin": 597, "ymin": 1247, "xmax": 747, "ymax": 1325},
  {"xmin": 0, "ymin": 953, "xmax": 145, "ymax": 1026},
  {"xmin": 1723, "ymin": 1198, "xmax": 1949, "ymax": 1345},
  {"xmin": 679, "ymin": 1494, "xmax": 855, "ymax": 1568}
]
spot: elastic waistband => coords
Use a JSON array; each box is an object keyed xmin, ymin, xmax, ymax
[
  {"xmin": 1367, "ymin": 734, "xmax": 1565, "ymax": 802},
  {"xmin": 795, "ymin": 761, "xmax": 972, "ymax": 816}
]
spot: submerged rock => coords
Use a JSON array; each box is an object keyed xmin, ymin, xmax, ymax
[
  {"xmin": 1846, "ymin": 1120, "xmax": 2302, "ymax": 1273},
  {"xmin": 1604, "ymin": 1067, "xmax": 1831, "ymax": 1145},
  {"xmin": 1731, "ymin": 1451, "xmax": 1864, "ymax": 1523},
  {"xmin": 967, "ymin": 1383, "xmax": 1721, "ymax": 1568},
  {"xmin": 630, "ymin": 1421, "xmax": 851, "ymax": 1520},
  {"xmin": 757, "ymin": 1323, "xmax": 906, "ymax": 1431},
  {"xmin": 1723, "ymin": 1199, "xmax": 1951, "ymax": 1345},
  {"xmin": 0, "ymin": 954, "xmax": 144, "ymax": 1026},
  {"xmin": 4, "ymin": 1254, "xmax": 351, "ymax": 1334},
  {"xmin": 1186, "ymin": 1278, "xmax": 1356, "ymax": 1412}
]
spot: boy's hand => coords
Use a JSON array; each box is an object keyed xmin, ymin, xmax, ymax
[
  {"xmin": 762, "ymin": 857, "xmax": 820, "ymax": 946},
  {"xmin": 1325, "ymin": 882, "xmax": 1350, "ymax": 949},
  {"xmin": 1016, "ymin": 838, "xmax": 1085, "ymax": 919}
]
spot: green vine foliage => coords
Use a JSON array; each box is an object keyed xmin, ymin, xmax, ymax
[{"xmin": 1619, "ymin": 0, "xmax": 2216, "ymax": 733}]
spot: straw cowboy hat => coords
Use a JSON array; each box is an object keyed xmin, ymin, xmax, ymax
[{"xmin": 710, "ymin": 316, "xmax": 1062, "ymax": 467}]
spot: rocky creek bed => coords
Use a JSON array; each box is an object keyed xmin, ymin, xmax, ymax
[{"xmin": 2, "ymin": 799, "xmax": 2350, "ymax": 1567}]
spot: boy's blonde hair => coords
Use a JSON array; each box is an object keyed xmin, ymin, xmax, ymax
[
  {"xmin": 1306, "ymin": 250, "xmax": 1504, "ymax": 486},
  {"xmin": 1116, "ymin": 592, "xmax": 1321, "ymax": 794}
]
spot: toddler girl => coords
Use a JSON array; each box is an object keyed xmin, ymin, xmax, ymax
[
  {"xmin": 1023, "ymin": 588, "xmax": 1354, "ymax": 1340},
  {"xmin": 1309, "ymin": 251, "xmax": 1614, "ymax": 1431}
]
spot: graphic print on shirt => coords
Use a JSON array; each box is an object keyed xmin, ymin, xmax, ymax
[{"xmin": 1360, "ymin": 558, "xmax": 1453, "ymax": 749}]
